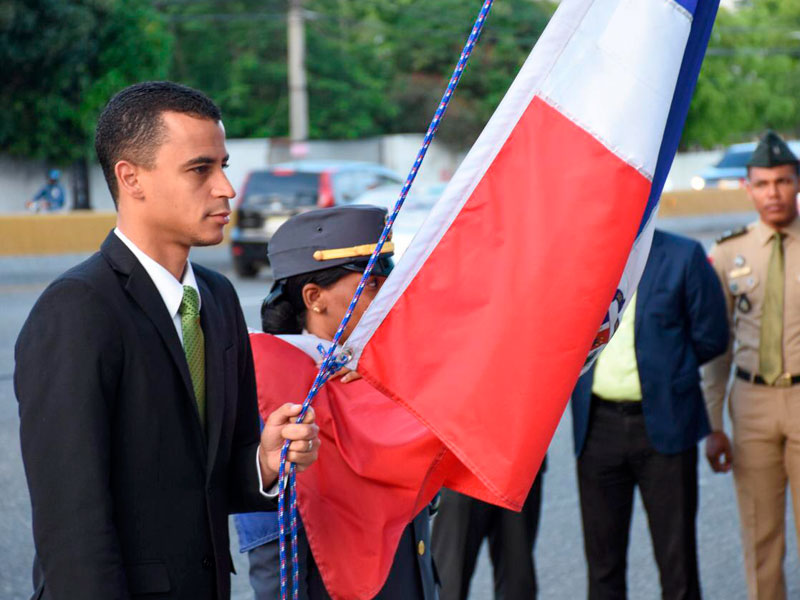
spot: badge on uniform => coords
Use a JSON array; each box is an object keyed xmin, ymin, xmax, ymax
[
  {"xmin": 738, "ymin": 294, "xmax": 752, "ymax": 313},
  {"xmin": 729, "ymin": 266, "xmax": 751, "ymax": 279}
]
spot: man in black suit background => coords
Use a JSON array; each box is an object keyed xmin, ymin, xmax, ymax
[{"xmin": 15, "ymin": 82, "xmax": 319, "ymax": 599}]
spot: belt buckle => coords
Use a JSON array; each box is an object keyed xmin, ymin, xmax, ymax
[{"xmin": 775, "ymin": 373, "xmax": 792, "ymax": 388}]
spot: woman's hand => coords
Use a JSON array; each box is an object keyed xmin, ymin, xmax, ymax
[{"xmin": 330, "ymin": 367, "xmax": 362, "ymax": 384}]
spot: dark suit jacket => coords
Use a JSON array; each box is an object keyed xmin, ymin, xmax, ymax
[
  {"xmin": 571, "ymin": 230, "xmax": 728, "ymax": 456},
  {"xmin": 15, "ymin": 232, "xmax": 274, "ymax": 599}
]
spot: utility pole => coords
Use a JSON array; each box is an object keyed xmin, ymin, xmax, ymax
[
  {"xmin": 71, "ymin": 157, "xmax": 91, "ymax": 210},
  {"xmin": 287, "ymin": 0, "xmax": 309, "ymax": 149}
]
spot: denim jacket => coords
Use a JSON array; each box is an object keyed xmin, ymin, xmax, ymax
[{"xmin": 233, "ymin": 510, "xmax": 304, "ymax": 552}]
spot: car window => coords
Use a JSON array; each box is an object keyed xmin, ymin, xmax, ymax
[
  {"xmin": 716, "ymin": 150, "xmax": 753, "ymax": 169},
  {"xmin": 332, "ymin": 172, "xmax": 363, "ymax": 202},
  {"xmin": 379, "ymin": 173, "xmax": 404, "ymax": 186},
  {"xmin": 242, "ymin": 172, "xmax": 320, "ymax": 208},
  {"xmin": 355, "ymin": 171, "xmax": 383, "ymax": 196},
  {"xmin": 333, "ymin": 172, "xmax": 359, "ymax": 204},
  {"xmin": 338, "ymin": 170, "xmax": 403, "ymax": 203}
]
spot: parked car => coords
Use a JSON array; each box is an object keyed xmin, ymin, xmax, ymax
[
  {"xmin": 351, "ymin": 182, "xmax": 443, "ymax": 259},
  {"xmin": 692, "ymin": 140, "xmax": 800, "ymax": 190},
  {"xmin": 230, "ymin": 161, "xmax": 403, "ymax": 277}
]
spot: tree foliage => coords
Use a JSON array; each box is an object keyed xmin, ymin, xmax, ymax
[
  {"xmin": 371, "ymin": 0, "xmax": 553, "ymax": 146},
  {"xmin": 160, "ymin": 1, "xmax": 289, "ymax": 138},
  {"xmin": 157, "ymin": 0, "xmax": 554, "ymax": 146},
  {"xmin": 0, "ymin": 0, "xmax": 172, "ymax": 165},
  {"xmin": 3, "ymin": 0, "xmax": 800, "ymax": 161},
  {"xmin": 684, "ymin": 1, "xmax": 800, "ymax": 148}
]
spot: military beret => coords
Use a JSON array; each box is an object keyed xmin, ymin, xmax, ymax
[
  {"xmin": 747, "ymin": 130, "xmax": 798, "ymax": 169},
  {"xmin": 268, "ymin": 205, "xmax": 394, "ymax": 281}
]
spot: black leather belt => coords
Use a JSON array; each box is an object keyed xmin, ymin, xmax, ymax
[
  {"xmin": 735, "ymin": 367, "xmax": 800, "ymax": 387},
  {"xmin": 592, "ymin": 394, "xmax": 643, "ymax": 415}
]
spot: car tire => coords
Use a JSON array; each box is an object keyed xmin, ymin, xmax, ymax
[{"xmin": 233, "ymin": 257, "xmax": 259, "ymax": 279}]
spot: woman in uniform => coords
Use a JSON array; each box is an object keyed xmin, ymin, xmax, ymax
[{"xmin": 234, "ymin": 205, "xmax": 438, "ymax": 600}]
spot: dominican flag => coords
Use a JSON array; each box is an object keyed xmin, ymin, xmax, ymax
[
  {"xmin": 346, "ymin": 0, "xmax": 719, "ymax": 510},
  {"xmin": 271, "ymin": 0, "xmax": 719, "ymax": 598}
]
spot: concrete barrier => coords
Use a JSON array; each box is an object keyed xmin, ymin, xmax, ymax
[
  {"xmin": 658, "ymin": 189, "xmax": 750, "ymax": 217},
  {"xmin": 0, "ymin": 211, "xmax": 238, "ymax": 256},
  {"xmin": 0, "ymin": 212, "xmax": 118, "ymax": 256},
  {"xmin": 0, "ymin": 190, "xmax": 751, "ymax": 256}
]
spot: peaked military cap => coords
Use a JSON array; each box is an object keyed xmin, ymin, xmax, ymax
[
  {"xmin": 268, "ymin": 205, "xmax": 394, "ymax": 281},
  {"xmin": 747, "ymin": 130, "xmax": 798, "ymax": 169}
]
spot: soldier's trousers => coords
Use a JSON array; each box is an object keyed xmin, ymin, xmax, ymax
[{"xmin": 730, "ymin": 379, "xmax": 800, "ymax": 600}]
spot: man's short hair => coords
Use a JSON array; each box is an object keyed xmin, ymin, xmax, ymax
[{"xmin": 94, "ymin": 81, "xmax": 222, "ymax": 204}]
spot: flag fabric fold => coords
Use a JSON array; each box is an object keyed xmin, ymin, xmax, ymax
[
  {"xmin": 251, "ymin": 333, "xmax": 454, "ymax": 599},
  {"xmin": 258, "ymin": 0, "xmax": 719, "ymax": 598}
]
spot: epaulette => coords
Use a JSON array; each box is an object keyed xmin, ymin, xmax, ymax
[{"xmin": 716, "ymin": 226, "xmax": 748, "ymax": 244}]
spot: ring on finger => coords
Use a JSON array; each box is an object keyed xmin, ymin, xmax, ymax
[{"xmin": 307, "ymin": 439, "xmax": 313, "ymax": 452}]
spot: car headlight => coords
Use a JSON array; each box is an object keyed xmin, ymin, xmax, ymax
[{"xmin": 690, "ymin": 176, "xmax": 705, "ymax": 191}]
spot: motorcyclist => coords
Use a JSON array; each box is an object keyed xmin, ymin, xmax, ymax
[{"xmin": 28, "ymin": 169, "xmax": 66, "ymax": 212}]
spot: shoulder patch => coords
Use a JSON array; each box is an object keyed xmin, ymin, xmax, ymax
[{"xmin": 716, "ymin": 226, "xmax": 748, "ymax": 244}]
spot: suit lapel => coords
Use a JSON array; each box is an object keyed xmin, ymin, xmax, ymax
[
  {"xmin": 197, "ymin": 272, "xmax": 225, "ymax": 475},
  {"xmin": 125, "ymin": 267, "xmax": 197, "ymax": 399},
  {"xmin": 101, "ymin": 233, "xmax": 207, "ymax": 462}
]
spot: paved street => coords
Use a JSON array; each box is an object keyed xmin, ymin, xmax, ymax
[{"xmin": 1, "ymin": 214, "xmax": 798, "ymax": 598}]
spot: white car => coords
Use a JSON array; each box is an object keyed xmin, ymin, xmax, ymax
[{"xmin": 350, "ymin": 183, "xmax": 444, "ymax": 259}]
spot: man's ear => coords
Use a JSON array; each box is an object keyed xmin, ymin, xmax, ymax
[
  {"xmin": 115, "ymin": 160, "xmax": 144, "ymax": 200},
  {"xmin": 302, "ymin": 283, "xmax": 324, "ymax": 312}
]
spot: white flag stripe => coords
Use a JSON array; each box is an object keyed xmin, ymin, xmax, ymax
[{"xmin": 540, "ymin": 0, "xmax": 691, "ymax": 179}]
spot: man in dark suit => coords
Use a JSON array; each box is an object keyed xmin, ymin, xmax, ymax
[
  {"xmin": 15, "ymin": 81, "xmax": 319, "ymax": 599},
  {"xmin": 571, "ymin": 229, "xmax": 728, "ymax": 600}
]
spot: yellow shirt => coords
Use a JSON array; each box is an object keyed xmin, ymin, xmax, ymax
[{"xmin": 592, "ymin": 292, "xmax": 642, "ymax": 401}]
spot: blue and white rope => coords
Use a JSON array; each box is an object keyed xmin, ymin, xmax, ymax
[{"xmin": 277, "ymin": 2, "xmax": 495, "ymax": 598}]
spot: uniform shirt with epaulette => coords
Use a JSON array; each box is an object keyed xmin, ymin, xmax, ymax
[{"xmin": 702, "ymin": 217, "xmax": 800, "ymax": 430}]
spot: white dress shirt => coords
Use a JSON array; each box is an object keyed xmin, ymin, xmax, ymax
[{"xmin": 113, "ymin": 228, "xmax": 200, "ymax": 346}]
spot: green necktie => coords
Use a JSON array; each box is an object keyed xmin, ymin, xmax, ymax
[
  {"xmin": 180, "ymin": 285, "xmax": 206, "ymax": 430},
  {"xmin": 759, "ymin": 232, "xmax": 785, "ymax": 385}
]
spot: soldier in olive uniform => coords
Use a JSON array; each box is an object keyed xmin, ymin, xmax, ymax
[{"xmin": 702, "ymin": 131, "xmax": 800, "ymax": 600}]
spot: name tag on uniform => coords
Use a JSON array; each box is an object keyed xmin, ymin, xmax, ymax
[{"xmin": 729, "ymin": 266, "xmax": 751, "ymax": 278}]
